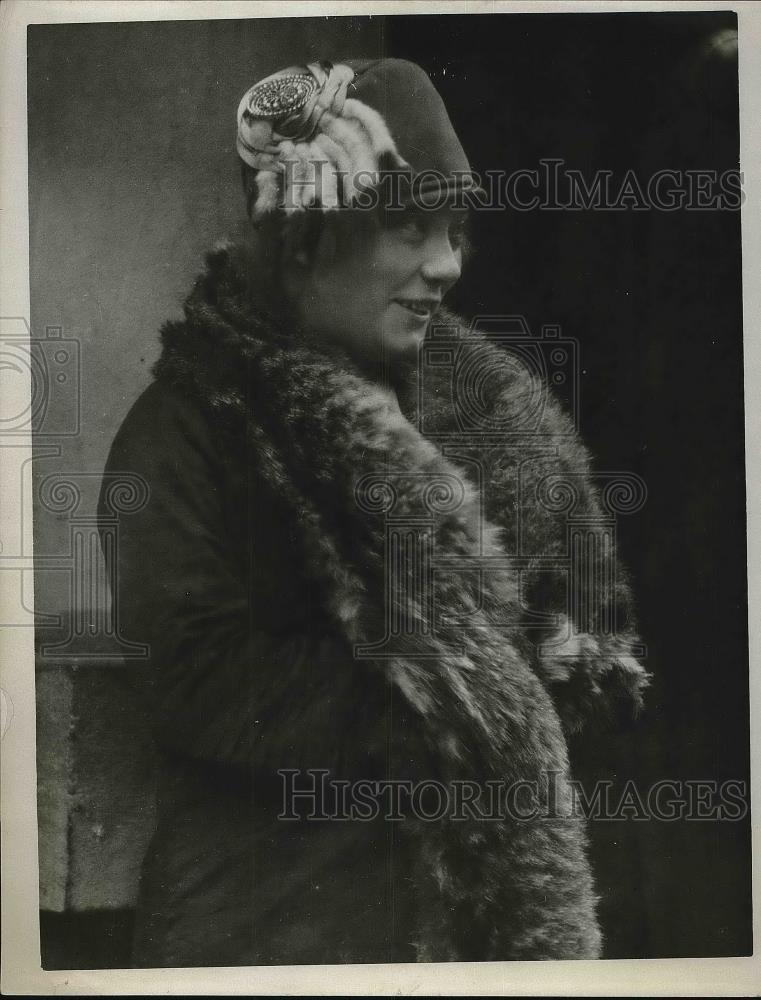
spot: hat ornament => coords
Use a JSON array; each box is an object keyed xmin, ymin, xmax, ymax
[{"xmin": 237, "ymin": 61, "xmax": 410, "ymax": 218}]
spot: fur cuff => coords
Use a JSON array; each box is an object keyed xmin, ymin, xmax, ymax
[{"xmin": 537, "ymin": 616, "xmax": 651, "ymax": 733}]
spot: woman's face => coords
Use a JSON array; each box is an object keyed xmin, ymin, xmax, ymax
[{"xmin": 293, "ymin": 206, "xmax": 467, "ymax": 364}]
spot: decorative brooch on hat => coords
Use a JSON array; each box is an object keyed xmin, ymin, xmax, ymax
[{"xmin": 236, "ymin": 60, "xmax": 409, "ymax": 219}]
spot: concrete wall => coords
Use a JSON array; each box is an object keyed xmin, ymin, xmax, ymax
[
  {"xmin": 36, "ymin": 632, "xmax": 156, "ymax": 912},
  {"xmin": 28, "ymin": 16, "xmax": 383, "ymax": 619}
]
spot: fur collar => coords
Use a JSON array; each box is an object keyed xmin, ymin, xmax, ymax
[{"xmin": 153, "ymin": 241, "xmax": 649, "ymax": 960}]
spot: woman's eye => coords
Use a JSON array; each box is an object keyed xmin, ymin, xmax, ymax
[
  {"xmin": 386, "ymin": 213, "xmax": 468, "ymax": 250},
  {"xmin": 396, "ymin": 216, "xmax": 427, "ymax": 242}
]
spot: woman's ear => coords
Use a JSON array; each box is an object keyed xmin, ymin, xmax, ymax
[{"xmin": 282, "ymin": 211, "xmax": 323, "ymax": 274}]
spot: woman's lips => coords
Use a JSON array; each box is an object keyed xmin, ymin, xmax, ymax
[{"xmin": 393, "ymin": 298, "xmax": 439, "ymax": 318}]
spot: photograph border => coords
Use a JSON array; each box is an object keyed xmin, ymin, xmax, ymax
[{"xmin": 1, "ymin": 0, "xmax": 759, "ymax": 994}]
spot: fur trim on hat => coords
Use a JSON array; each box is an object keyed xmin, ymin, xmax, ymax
[{"xmin": 248, "ymin": 99, "xmax": 410, "ymax": 217}]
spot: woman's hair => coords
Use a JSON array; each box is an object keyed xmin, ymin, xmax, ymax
[
  {"xmin": 242, "ymin": 161, "xmax": 380, "ymax": 284},
  {"xmin": 240, "ymin": 161, "xmax": 474, "ymax": 305}
]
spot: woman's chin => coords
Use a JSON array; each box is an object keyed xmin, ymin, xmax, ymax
[{"xmin": 382, "ymin": 324, "xmax": 427, "ymax": 358}]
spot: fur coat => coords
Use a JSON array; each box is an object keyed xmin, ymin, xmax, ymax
[{"xmin": 108, "ymin": 242, "xmax": 648, "ymax": 965}]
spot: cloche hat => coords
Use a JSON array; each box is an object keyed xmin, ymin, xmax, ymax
[{"xmin": 236, "ymin": 58, "xmax": 479, "ymax": 220}]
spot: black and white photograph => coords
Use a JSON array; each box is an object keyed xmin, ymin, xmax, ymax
[{"xmin": 1, "ymin": 0, "xmax": 759, "ymax": 994}]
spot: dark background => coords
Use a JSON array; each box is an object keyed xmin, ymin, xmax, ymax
[
  {"xmin": 386, "ymin": 11, "xmax": 750, "ymax": 960},
  {"xmin": 30, "ymin": 11, "xmax": 750, "ymax": 964}
]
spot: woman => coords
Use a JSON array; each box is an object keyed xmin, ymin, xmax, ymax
[{"xmin": 100, "ymin": 57, "xmax": 648, "ymax": 966}]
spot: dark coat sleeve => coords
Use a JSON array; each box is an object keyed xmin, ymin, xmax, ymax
[{"xmin": 98, "ymin": 382, "xmax": 387, "ymax": 776}]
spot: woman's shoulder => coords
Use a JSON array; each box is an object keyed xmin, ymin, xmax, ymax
[
  {"xmin": 106, "ymin": 380, "xmax": 225, "ymax": 472},
  {"xmin": 117, "ymin": 378, "xmax": 208, "ymax": 426}
]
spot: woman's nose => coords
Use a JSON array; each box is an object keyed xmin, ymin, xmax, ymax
[{"xmin": 421, "ymin": 233, "xmax": 462, "ymax": 288}]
